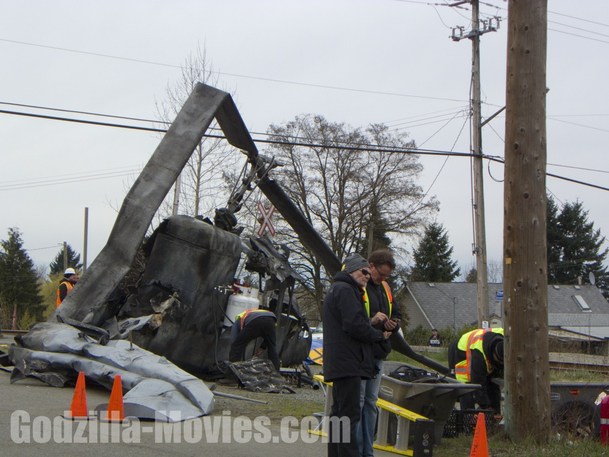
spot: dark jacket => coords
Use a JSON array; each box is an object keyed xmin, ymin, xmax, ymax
[
  {"xmin": 366, "ymin": 279, "xmax": 399, "ymax": 360},
  {"xmin": 322, "ymin": 271, "xmax": 385, "ymax": 382},
  {"xmin": 230, "ymin": 309, "xmax": 276, "ymax": 342}
]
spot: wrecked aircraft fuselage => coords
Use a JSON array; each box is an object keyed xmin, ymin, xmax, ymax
[
  {"xmin": 10, "ymin": 84, "xmax": 320, "ymax": 410},
  {"xmin": 114, "ymin": 215, "xmax": 312, "ymax": 376}
]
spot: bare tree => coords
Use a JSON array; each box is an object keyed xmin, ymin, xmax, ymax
[
  {"xmin": 154, "ymin": 45, "xmax": 238, "ymax": 221},
  {"xmin": 260, "ymin": 114, "xmax": 437, "ymax": 315},
  {"xmin": 465, "ymin": 260, "xmax": 503, "ymax": 283}
]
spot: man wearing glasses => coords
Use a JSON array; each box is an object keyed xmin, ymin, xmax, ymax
[
  {"xmin": 357, "ymin": 249, "xmax": 400, "ymax": 457},
  {"xmin": 323, "ymin": 253, "xmax": 391, "ymax": 457}
]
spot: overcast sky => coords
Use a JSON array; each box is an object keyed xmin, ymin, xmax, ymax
[{"xmin": 1, "ymin": 0, "xmax": 608, "ymax": 279}]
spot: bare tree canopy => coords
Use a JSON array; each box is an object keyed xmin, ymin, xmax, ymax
[
  {"xmin": 261, "ymin": 114, "xmax": 438, "ymax": 313},
  {"xmin": 155, "ymin": 46, "xmax": 238, "ymax": 220}
]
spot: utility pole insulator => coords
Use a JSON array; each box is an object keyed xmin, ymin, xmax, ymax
[{"xmin": 451, "ymin": 26, "xmax": 465, "ymax": 41}]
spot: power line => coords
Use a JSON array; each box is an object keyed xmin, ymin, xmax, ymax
[
  {"xmin": 478, "ymin": 1, "xmax": 609, "ymax": 30},
  {"xmin": 0, "ymin": 168, "xmax": 141, "ymax": 191},
  {"xmin": 28, "ymin": 244, "xmax": 62, "ymax": 252},
  {"xmin": 549, "ymin": 117, "xmax": 609, "ymax": 134},
  {"xmin": 0, "ymin": 38, "xmax": 468, "ymax": 104},
  {"xmin": 548, "ymin": 9, "xmax": 609, "ymax": 29},
  {"xmin": 0, "ymin": 101, "xmax": 163, "ymax": 125},
  {"xmin": 0, "ymin": 108, "xmax": 167, "ymax": 134},
  {"xmin": 414, "ymin": 108, "xmax": 468, "ymax": 147},
  {"xmin": 383, "ymin": 106, "xmax": 469, "ymax": 125},
  {"xmin": 547, "ymin": 163, "xmax": 609, "ymax": 175},
  {"xmin": 548, "ymin": 19, "xmax": 609, "ymax": 39},
  {"xmin": 1, "ymin": 107, "xmax": 607, "ymax": 192},
  {"xmin": 386, "ymin": 109, "xmax": 468, "ymax": 129},
  {"xmin": 548, "ymin": 27, "xmax": 609, "ymax": 45}
]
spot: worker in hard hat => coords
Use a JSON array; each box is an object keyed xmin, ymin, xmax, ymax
[
  {"xmin": 56, "ymin": 267, "xmax": 79, "ymax": 307},
  {"xmin": 448, "ymin": 327, "xmax": 504, "ymax": 413}
]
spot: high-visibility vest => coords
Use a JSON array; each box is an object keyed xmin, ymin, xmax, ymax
[
  {"xmin": 236, "ymin": 309, "xmax": 275, "ymax": 330},
  {"xmin": 363, "ymin": 281, "xmax": 393, "ymax": 318},
  {"xmin": 56, "ymin": 281, "xmax": 74, "ymax": 307},
  {"xmin": 454, "ymin": 328, "xmax": 504, "ymax": 382}
]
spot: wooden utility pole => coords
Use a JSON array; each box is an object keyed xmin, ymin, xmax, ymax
[
  {"xmin": 451, "ymin": 0, "xmax": 500, "ymax": 326},
  {"xmin": 503, "ymin": 0, "xmax": 550, "ymax": 443},
  {"xmin": 470, "ymin": 0, "xmax": 490, "ymax": 327}
]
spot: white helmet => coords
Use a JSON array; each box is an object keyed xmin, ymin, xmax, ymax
[{"xmin": 64, "ymin": 267, "xmax": 76, "ymax": 276}]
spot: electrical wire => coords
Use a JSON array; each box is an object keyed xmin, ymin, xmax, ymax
[
  {"xmin": 548, "ymin": 27, "xmax": 609, "ymax": 45},
  {"xmin": 415, "ymin": 108, "xmax": 468, "ymax": 147},
  {"xmin": 548, "ymin": 117, "xmax": 609, "ymax": 134},
  {"xmin": 0, "ymin": 165, "xmax": 141, "ymax": 191},
  {"xmin": 384, "ymin": 106, "xmax": 469, "ymax": 125},
  {"xmin": 0, "ymin": 107, "xmax": 607, "ymax": 192},
  {"xmin": 413, "ymin": 113, "xmax": 470, "ymax": 212},
  {"xmin": 387, "ymin": 109, "xmax": 468, "ymax": 129},
  {"xmin": 0, "ymin": 38, "xmax": 469, "ymax": 104}
]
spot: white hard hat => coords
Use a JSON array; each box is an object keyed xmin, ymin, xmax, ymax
[{"xmin": 64, "ymin": 267, "xmax": 76, "ymax": 275}]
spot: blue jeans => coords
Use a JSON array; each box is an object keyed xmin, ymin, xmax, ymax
[{"xmin": 356, "ymin": 359, "xmax": 384, "ymax": 457}]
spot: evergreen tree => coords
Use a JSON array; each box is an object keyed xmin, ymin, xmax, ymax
[
  {"xmin": 465, "ymin": 267, "xmax": 477, "ymax": 283},
  {"xmin": 49, "ymin": 244, "xmax": 82, "ymax": 274},
  {"xmin": 546, "ymin": 197, "xmax": 562, "ymax": 282},
  {"xmin": 547, "ymin": 198, "xmax": 609, "ymax": 297},
  {"xmin": 410, "ymin": 222, "xmax": 460, "ymax": 282},
  {"xmin": 0, "ymin": 228, "xmax": 43, "ymax": 328}
]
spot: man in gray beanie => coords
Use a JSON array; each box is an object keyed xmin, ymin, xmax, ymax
[{"xmin": 323, "ymin": 253, "xmax": 391, "ymax": 457}]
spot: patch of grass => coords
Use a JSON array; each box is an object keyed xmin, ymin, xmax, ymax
[
  {"xmin": 387, "ymin": 347, "xmax": 449, "ymax": 368},
  {"xmin": 213, "ymin": 384, "xmax": 325, "ymax": 420},
  {"xmin": 436, "ymin": 432, "xmax": 609, "ymax": 457},
  {"xmin": 550, "ymin": 369, "xmax": 609, "ymax": 383},
  {"xmin": 386, "ymin": 348, "xmax": 609, "ymax": 454}
]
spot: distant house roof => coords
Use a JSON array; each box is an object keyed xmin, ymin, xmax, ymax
[{"xmin": 404, "ymin": 282, "xmax": 609, "ymax": 337}]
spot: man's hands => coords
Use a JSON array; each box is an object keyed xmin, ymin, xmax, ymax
[
  {"xmin": 384, "ymin": 318, "xmax": 399, "ymax": 332},
  {"xmin": 371, "ymin": 312, "xmax": 389, "ymax": 326},
  {"xmin": 371, "ymin": 312, "xmax": 398, "ymax": 339}
]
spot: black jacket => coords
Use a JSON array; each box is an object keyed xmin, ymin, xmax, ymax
[
  {"xmin": 366, "ymin": 279, "xmax": 399, "ymax": 360},
  {"xmin": 322, "ymin": 271, "xmax": 385, "ymax": 381}
]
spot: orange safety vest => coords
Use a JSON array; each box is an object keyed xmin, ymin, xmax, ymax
[
  {"xmin": 363, "ymin": 281, "xmax": 393, "ymax": 318},
  {"xmin": 56, "ymin": 281, "xmax": 74, "ymax": 307},
  {"xmin": 454, "ymin": 328, "xmax": 504, "ymax": 382}
]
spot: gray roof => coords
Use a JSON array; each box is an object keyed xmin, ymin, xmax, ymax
[{"xmin": 404, "ymin": 282, "xmax": 609, "ymax": 333}]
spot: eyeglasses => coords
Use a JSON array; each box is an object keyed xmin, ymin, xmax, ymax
[{"xmin": 361, "ymin": 269, "xmax": 371, "ymax": 276}]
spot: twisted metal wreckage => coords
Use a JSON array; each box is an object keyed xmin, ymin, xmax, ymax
[{"xmin": 8, "ymin": 83, "xmax": 449, "ymax": 422}]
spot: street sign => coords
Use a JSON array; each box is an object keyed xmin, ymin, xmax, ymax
[{"xmin": 257, "ymin": 201, "xmax": 276, "ymax": 237}]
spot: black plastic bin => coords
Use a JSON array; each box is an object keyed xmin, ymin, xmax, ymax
[
  {"xmin": 379, "ymin": 361, "xmax": 480, "ymax": 443},
  {"xmin": 442, "ymin": 409, "xmax": 496, "ymax": 438}
]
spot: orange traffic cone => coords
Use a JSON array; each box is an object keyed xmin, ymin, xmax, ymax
[
  {"xmin": 66, "ymin": 371, "xmax": 88, "ymax": 419},
  {"xmin": 470, "ymin": 412, "xmax": 489, "ymax": 457},
  {"xmin": 103, "ymin": 374, "xmax": 125, "ymax": 422}
]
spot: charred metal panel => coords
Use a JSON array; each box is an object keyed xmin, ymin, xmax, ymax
[
  {"xmin": 10, "ymin": 323, "xmax": 214, "ymax": 419},
  {"xmin": 121, "ymin": 216, "xmax": 242, "ymax": 375},
  {"xmin": 58, "ymin": 84, "xmax": 231, "ymax": 324}
]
